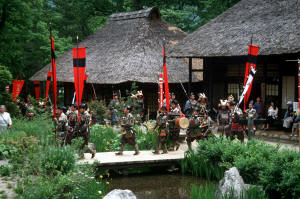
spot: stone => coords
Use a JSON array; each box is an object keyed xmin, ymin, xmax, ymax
[
  {"xmin": 85, "ymin": 143, "xmax": 96, "ymax": 158},
  {"xmin": 215, "ymin": 167, "xmax": 246, "ymax": 199},
  {"xmin": 103, "ymin": 189, "xmax": 137, "ymax": 199},
  {"xmin": 272, "ymin": 134, "xmax": 279, "ymax": 138},
  {"xmin": 280, "ymin": 135, "xmax": 290, "ymax": 140}
]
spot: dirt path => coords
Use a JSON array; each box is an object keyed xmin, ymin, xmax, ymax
[{"xmin": 0, "ymin": 176, "xmax": 17, "ymax": 199}]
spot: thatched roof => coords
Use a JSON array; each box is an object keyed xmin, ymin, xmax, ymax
[
  {"xmin": 169, "ymin": 0, "xmax": 300, "ymax": 58},
  {"xmin": 30, "ymin": 7, "xmax": 195, "ymax": 84}
]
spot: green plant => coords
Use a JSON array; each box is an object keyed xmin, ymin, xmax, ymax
[
  {"xmin": 88, "ymin": 100, "xmax": 107, "ymax": 123},
  {"xmin": 40, "ymin": 146, "xmax": 75, "ymax": 175},
  {"xmin": 0, "ymin": 166, "xmax": 11, "ymax": 176}
]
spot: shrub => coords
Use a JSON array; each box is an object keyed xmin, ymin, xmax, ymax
[
  {"xmin": 0, "ymin": 165, "xmax": 11, "ymax": 176},
  {"xmin": 88, "ymin": 100, "xmax": 107, "ymax": 123},
  {"xmin": 40, "ymin": 146, "xmax": 75, "ymax": 175}
]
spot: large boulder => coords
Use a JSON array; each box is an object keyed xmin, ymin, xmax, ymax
[
  {"xmin": 103, "ymin": 189, "xmax": 137, "ymax": 199},
  {"xmin": 215, "ymin": 167, "xmax": 246, "ymax": 199}
]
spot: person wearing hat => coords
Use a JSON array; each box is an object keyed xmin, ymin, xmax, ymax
[
  {"xmin": 54, "ymin": 106, "xmax": 68, "ymax": 141},
  {"xmin": 229, "ymin": 101, "xmax": 244, "ymax": 142},
  {"xmin": 217, "ymin": 100, "xmax": 231, "ymax": 138},
  {"xmin": 197, "ymin": 93, "xmax": 208, "ymax": 116},
  {"xmin": 283, "ymin": 101, "xmax": 294, "ymax": 130},
  {"xmin": 169, "ymin": 92, "xmax": 181, "ymax": 111},
  {"xmin": 136, "ymin": 91, "xmax": 145, "ymax": 122},
  {"xmin": 152, "ymin": 106, "xmax": 169, "ymax": 154},
  {"xmin": 183, "ymin": 92, "xmax": 197, "ymax": 118},
  {"xmin": 186, "ymin": 106, "xmax": 203, "ymax": 150},
  {"xmin": 108, "ymin": 93, "xmax": 120, "ymax": 125},
  {"xmin": 0, "ymin": 105, "xmax": 12, "ymax": 132},
  {"xmin": 116, "ymin": 105, "xmax": 140, "ymax": 155},
  {"xmin": 168, "ymin": 100, "xmax": 181, "ymax": 151},
  {"xmin": 245, "ymin": 100, "xmax": 257, "ymax": 140}
]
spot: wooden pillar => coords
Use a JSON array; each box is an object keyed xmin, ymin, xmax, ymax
[{"xmin": 188, "ymin": 58, "xmax": 192, "ymax": 95}]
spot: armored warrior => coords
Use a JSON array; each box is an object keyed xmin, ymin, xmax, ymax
[
  {"xmin": 152, "ymin": 106, "xmax": 169, "ymax": 154},
  {"xmin": 168, "ymin": 100, "xmax": 181, "ymax": 151},
  {"xmin": 197, "ymin": 93, "xmax": 208, "ymax": 116},
  {"xmin": 245, "ymin": 101, "xmax": 257, "ymax": 140},
  {"xmin": 217, "ymin": 100, "xmax": 231, "ymax": 138},
  {"xmin": 229, "ymin": 101, "xmax": 244, "ymax": 142},
  {"xmin": 186, "ymin": 106, "xmax": 202, "ymax": 150},
  {"xmin": 54, "ymin": 106, "xmax": 68, "ymax": 141},
  {"xmin": 108, "ymin": 93, "xmax": 120, "ymax": 125},
  {"xmin": 116, "ymin": 106, "xmax": 140, "ymax": 155},
  {"xmin": 75, "ymin": 104, "xmax": 90, "ymax": 146},
  {"xmin": 183, "ymin": 92, "xmax": 197, "ymax": 118}
]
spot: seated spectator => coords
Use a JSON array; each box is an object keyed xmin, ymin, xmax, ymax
[
  {"xmin": 291, "ymin": 111, "xmax": 300, "ymax": 137},
  {"xmin": 283, "ymin": 101, "xmax": 294, "ymax": 130},
  {"xmin": 0, "ymin": 105, "xmax": 12, "ymax": 132},
  {"xmin": 265, "ymin": 101, "xmax": 278, "ymax": 131}
]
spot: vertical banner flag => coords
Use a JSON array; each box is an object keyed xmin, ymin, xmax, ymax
[
  {"xmin": 34, "ymin": 81, "xmax": 40, "ymax": 102},
  {"xmin": 162, "ymin": 45, "xmax": 170, "ymax": 112},
  {"xmin": 11, "ymin": 80, "xmax": 24, "ymax": 102},
  {"xmin": 73, "ymin": 47, "xmax": 88, "ymax": 117},
  {"xmin": 50, "ymin": 36, "xmax": 57, "ymax": 118},
  {"xmin": 45, "ymin": 72, "xmax": 52, "ymax": 105},
  {"xmin": 158, "ymin": 74, "xmax": 164, "ymax": 110},
  {"xmin": 243, "ymin": 44, "xmax": 259, "ymax": 110},
  {"xmin": 298, "ymin": 60, "xmax": 300, "ymax": 111}
]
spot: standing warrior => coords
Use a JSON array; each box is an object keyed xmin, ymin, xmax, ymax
[
  {"xmin": 217, "ymin": 100, "xmax": 231, "ymax": 138},
  {"xmin": 75, "ymin": 104, "xmax": 90, "ymax": 148},
  {"xmin": 197, "ymin": 93, "xmax": 208, "ymax": 116},
  {"xmin": 116, "ymin": 106, "xmax": 140, "ymax": 155},
  {"xmin": 186, "ymin": 106, "xmax": 202, "ymax": 150},
  {"xmin": 153, "ymin": 106, "xmax": 169, "ymax": 154},
  {"xmin": 54, "ymin": 106, "xmax": 68, "ymax": 142},
  {"xmin": 245, "ymin": 101, "xmax": 257, "ymax": 140},
  {"xmin": 108, "ymin": 93, "xmax": 120, "ymax": 125},
  {"xmin": 168, "ymin": 100, "xmax": 181, "ymax": 151},
  {"xmin": 229, "ymin": 102, "xmax": 244, "ymax": 142},
  {"xmin": 183, "ymin": 92, "xmax": 197, "ymax": 118}
]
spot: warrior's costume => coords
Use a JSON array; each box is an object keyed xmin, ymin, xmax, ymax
[
  {"xmin": 153, "ymin": 109, "xmax": 169, "ymax": 154},
  {"xmin": 245, "ymin": 107, "xmax": 257, "ymax": 140},
  {"xmin": 168, "ymin": 106, "xmax": 180, "ymax": 151},
  {"xmin": 186, "ymin": 113, "xmax": 202, "ymax": 150},
  {"xmin": 230, "ymin": 107, "xmax": 244, "ymax": 142},
  {"xmin": 217, "ymin": 108, "xmax": 231, "ymax": 138}
]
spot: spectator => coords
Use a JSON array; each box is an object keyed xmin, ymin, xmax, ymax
[
  {"xmin": 291, "ymin": 111, "xmax": 300, "ymax": 137},
  {"xmin": 283, "ymin": 101, "xmax": 294, "ymax": 130},
  {"xmin": 264, "ymin": 101, "xmax": 278, "ymax": 131},
  {"xmin": 0, "ymin": 105, "xmax": 12, "ymax": 132},
  {"xmin": 254, "ymin": 97, "xmax": 264, "ymax": 119}
]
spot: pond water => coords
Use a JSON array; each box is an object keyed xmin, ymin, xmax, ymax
[{"xmin": 109, "ymin": 172, "xmax": 209, "ymax": 199}]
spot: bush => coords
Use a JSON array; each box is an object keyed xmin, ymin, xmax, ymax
[
  {"xmin": 40, "ymin": 146, "xmax": 75, "ymax": 175},
  {"xmin": 182, "ymin": 137, "xmax": 300, "ymax": 199},
  {"xmin": 88, "ymin": 100, "xmax": 107, "ymax": 123},
  {"xmin": 0, "ymin": 165, "xmax": 11, "ymax": 176}
]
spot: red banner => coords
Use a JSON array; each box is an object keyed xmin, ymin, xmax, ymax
[
  {"xmin": 243, "ymin": 44, "xmax": 259, "ymax": 110},
  {"xmin": 73, "ymin": 47, "xmax": 88, "ymax": 116},
  {"xmin": 50, "ymin": 36, "xmax": 57, "ymax": 118},
  {"xmin": 158, "ymin": 74, "xmax": 164, "ymax": 110},
  {"xmin": 11, "ymin": 80, "xmax": 24, "ymax": 102},
  {"xmin": 34, "ymin": 81, "xmax": 40, "ymax": 102},
  {"xmin": 163, "ymin": 45, "xmax": 170, "ymax": 112},
  {"xmin": 45, "ymin": 72, "xmax": 52, "ymax": 105}
]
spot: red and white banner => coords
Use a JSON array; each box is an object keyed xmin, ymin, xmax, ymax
[
  {"xmin": 162, "ymin": 45, "xmax": 170, "ymax": 112},
  {"xmin": 34, "ymin": 81, "xmax": 40, "ymax": 102},
  {"xmin": 158, "ymin": 74, "xmax": 164, "ymax": 110},
  {"xmin": 243, "ymin": 44, "xmax": 259, "ymax": 110},
  {"xmin": 73, "ymin": 47, "xmax": 88, "ymax": 116},
  {"xmin": 11, "ymin": 80, "xmax": 24, "ymax": 102}
]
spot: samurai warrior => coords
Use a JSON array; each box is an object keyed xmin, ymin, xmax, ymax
[
  {"xmin": 217, "ymin": 100, "xmax": 231, "ymax": 138},
  {"xmin": 153, "ymin": 106, "xmax": 169, "ymax": 154},
  {"xmin": 245, "ymin": 101, "xmax": 257, "ymax": 140},
  {"xmin": 229, "ymin": 101, "xmax": 244, "ymax": 142},
  {"xmin": 168, "ymin": 100, "xmax": 181, "ymax": 151}
]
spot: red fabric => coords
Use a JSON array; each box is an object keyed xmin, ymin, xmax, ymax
[
  {"xmin": 163, "ymin": 46, "xmax": 170, "ymax": 112},
  {"xmin": 243, "ymin": 44, "xmax": 259, "ymax": 110},
  {"xmin": 50, "ymin": 36, "xmax": 57, "ymax": 118},
  {"xmin": 158, "ymin": 74, "xmax": 164, "ymax": 110},
  {"xmin": 73, "ymin": 47, "xmax": 87, "ymax": 120},
  {"xmin": 11, "ymin": 80, "xmax": 24, "ymax": 102},
  {"xmin": 34, "ymin": 81, "xmax": 40, "ymax": 102},
  {"xmin": 45, "ymin": 72, "xmax": 52, "ymax": 105}
]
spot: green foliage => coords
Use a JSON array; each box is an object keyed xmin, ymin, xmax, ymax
[
  {"xmin": 40, "ymin": 146, "xmax": 75, "ymax": 175},
  {"xmin": 0, "ymin": 165, "xmax": 11, "ymax": 176},
  {"xmin": 190, "ymin": 183, "xmax": 217, "ymax": 199},
  {"xmin": 88, "ymin": 100, "xmax": 107, "ymax": 123},
  {"xmin": 182, "ymin": 137, "xmax": 300, "ymax": 199},
  {"xmin": 0, "ymin": 65, "xmax": 12, "ymax": 92}
]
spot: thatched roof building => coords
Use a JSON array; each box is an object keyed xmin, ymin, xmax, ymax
[
  {"xmin": 30, "ymin": 7, "xmax": 192, "ymax": 84},
  {"xmin": 169, "ymin": 0, "xmax": 300, "ymax": 109},
  {"xmin": 169, "ymin": 0, "xmax": 300, "ymax": 58}
]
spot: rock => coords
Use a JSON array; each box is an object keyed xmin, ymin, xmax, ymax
[
  {"xmin": 272, "ymin": 134, "xmax": 279, "ymax": 138},
  {"xmin": 103, "ymin": 189, "xmax": 137, "ymax": 199},
  {"xmin": 215, "ymin": 167, "xmax": 246, "ymax": 199},
  {"xmin": 279, "ymin": 135, "xmax": 290, "ymax": 140}
]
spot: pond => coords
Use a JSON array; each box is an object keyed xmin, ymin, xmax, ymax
[{"xmin": 109, "ymin": 172, "xmax": 210, "ymax": 199}]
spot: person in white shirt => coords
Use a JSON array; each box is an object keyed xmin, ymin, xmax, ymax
[
  {"xmin": 265, "ymin": 101, "xmax": 278, "ymax": 131},
  {"xmin": 0, "ymin": 105, "xmax": 12, "ymax": 132}
]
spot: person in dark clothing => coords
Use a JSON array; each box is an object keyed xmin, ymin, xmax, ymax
[{"xmin": 254, "ymin": 97, "xmax": 264, "ymax": 118}]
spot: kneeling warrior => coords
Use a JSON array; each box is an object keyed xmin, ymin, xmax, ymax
[
  {"xmin": 168, "ymin": 100, "xmax": 180, "ymax": 151},
  {"xmin": 116, "ymin": 106, "xmax": 140, "ymax": 155},
  {"xmin": 186, "ymin": 106, "xmax": 202, "ymax": 150},
  {"xmin": 217, "ymin": 100, "xmax": 231, "ymax": 138},
  {"xmin": 153, "ymin": 106, "xmax": 169, "ymax": 154},
  {"xmin": 229, "ymin": 101, "xmax": 244, "ymax": 142}
]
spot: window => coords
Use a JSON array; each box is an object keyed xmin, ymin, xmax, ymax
[
  {"xmin": 266, "ymin": 84, "xmax": 278, "ymax": 96},
  {"xmin": 227, "ymin": 83, "xmax": 241, "ymax": 100}
]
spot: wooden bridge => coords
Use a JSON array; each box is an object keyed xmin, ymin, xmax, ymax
[{"xmin": 79, "ymin": 150, "xmax": 186, "ymax": 169}]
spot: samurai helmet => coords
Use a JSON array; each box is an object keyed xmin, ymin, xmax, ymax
[
  {"xmin": 198, "ymin": 93, "xmax": 207, "ymax": 99},
  {"xmin": 227, "ymin": 95, "xmax": 234, "ymax": 101},
  {"xmin": 131, "ymin": 93, "xmax": 137, "ymax": 99},
  {"xmin": 137, "ymin": 90, "xmax": 143, "ymax": 97},
  {"xmin": 220, "ymin": 99, "xmax": 227, "ymax": 106}
]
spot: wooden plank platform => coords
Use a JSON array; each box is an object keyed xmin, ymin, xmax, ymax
[{"xmin": 79, "ymin": 150, "xmax": 185, "ymax": 169}]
